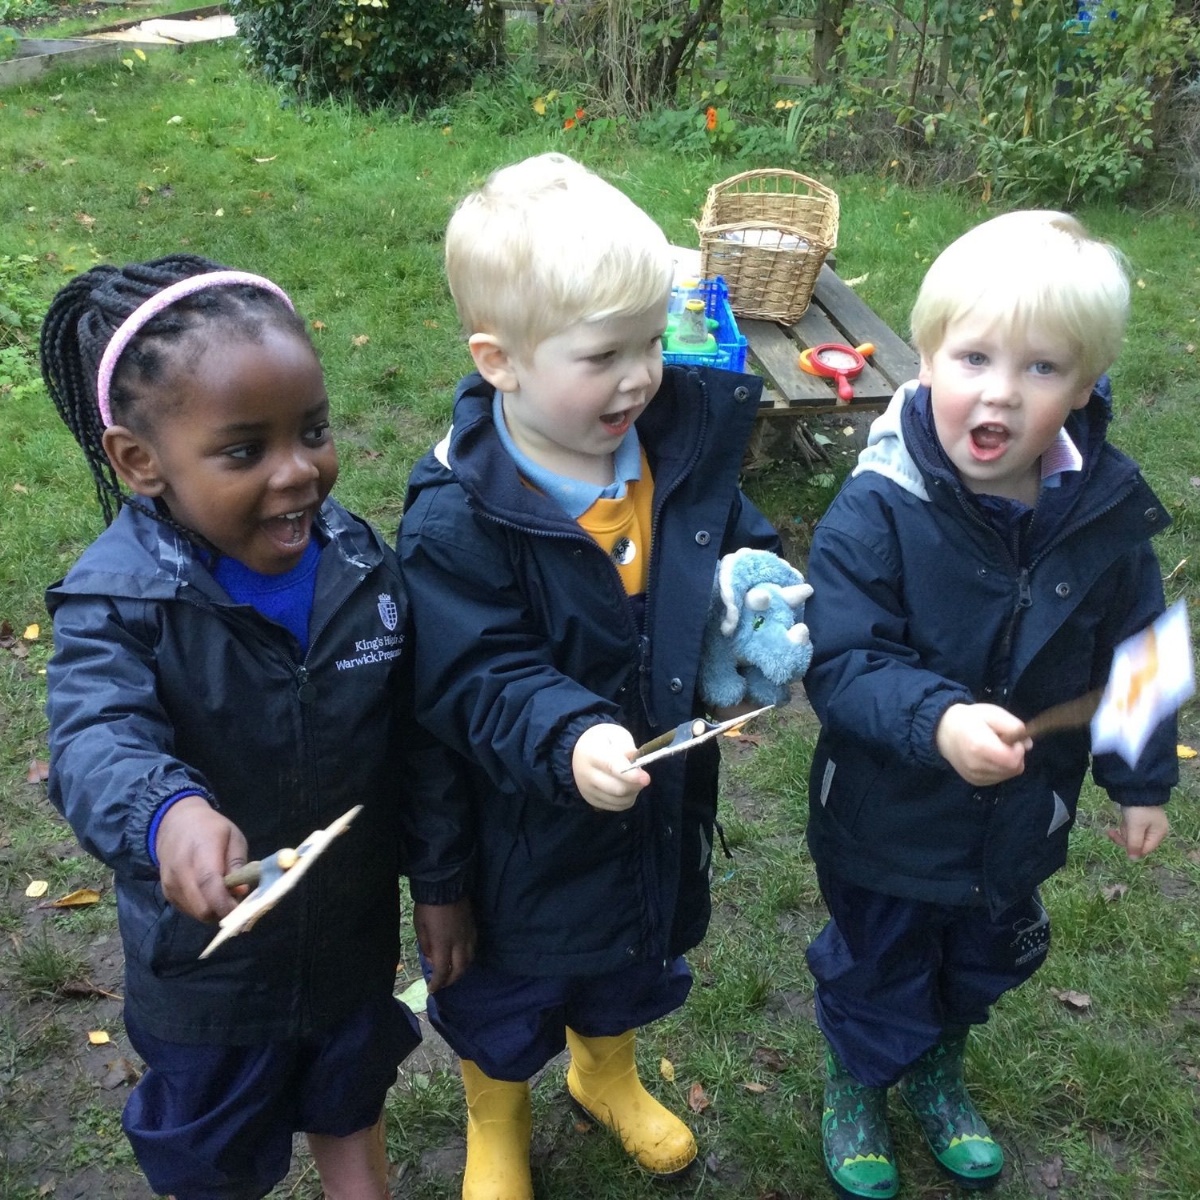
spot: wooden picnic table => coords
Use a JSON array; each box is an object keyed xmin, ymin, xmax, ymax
[{"xmin": 740, "ymin": 263, "xmax": 920, "ymax": 417}]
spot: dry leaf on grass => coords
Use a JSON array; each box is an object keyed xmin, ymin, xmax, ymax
[
  {"xmin": 750, "ymin": 1046, "xmax": 788, "ymax": 1072},
  {"xmin": 1039, "ymin": 1153, "xmax": 1065, "ymax": 1187},
  {"xmin": 687, "ymin": 1081, "xmax": 711, "ymax": 1113},
  {"xmin": 87, "ymin": 1030, "xmax": 111, "ymax": 1045},
  {"xmin": 100, "ymin": 1056, "xmax": 141, "ymax": 1089},
  {"xmin": 42, "ymin": 887, "xmax": 102, "ymax": 909},
  {"xmin": 25, "ymin": 880, "xmax": 48, "ymax": 898},
  {"xmin": 659, "ymin": 1057, "xmax": 675, "ymax": 1082},
  {"xmin": 1050, "ymin": 987, "xmax": 1092, "ymax": 1013}
]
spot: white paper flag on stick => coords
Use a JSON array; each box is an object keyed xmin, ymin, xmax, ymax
[{"xmin": 1091, "ymin": 600, "xmax": 1195, "ymax": 768}]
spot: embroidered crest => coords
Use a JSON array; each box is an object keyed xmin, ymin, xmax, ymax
[{"xmin": 377, "ymin": 593, "xmax": 398, "ymax": 632}]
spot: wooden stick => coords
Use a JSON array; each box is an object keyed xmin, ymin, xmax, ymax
[{"xmin": 1003, "ymin": 690, "xmax": 1104, "ymax": 743}]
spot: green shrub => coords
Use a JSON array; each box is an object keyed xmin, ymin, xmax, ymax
[{"xmin": 228, "ymin": 0, "xmax": 481, "ymax": 109}]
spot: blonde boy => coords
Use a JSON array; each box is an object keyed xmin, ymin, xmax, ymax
[
  {"xmin": 397, "ymin": 153, "xmax": 781, "ymax": 1198},
  {"xmin": 802, "ymin": 211, "xmax": 1175, "ymax": 1199}
]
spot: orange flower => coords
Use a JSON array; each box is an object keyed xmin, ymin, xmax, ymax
[
  {"xmin": 575, "ymin": 107, "xmax": 586, "ymax": 120},
  {"xmin": 563, "ymin": 117, "xmax": 576, "ymax": 130},
  {"xmin": 705, "ymin": 106, "xmax": 718, "ymax": 132}
]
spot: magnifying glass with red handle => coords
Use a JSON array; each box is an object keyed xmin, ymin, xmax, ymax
[{"xmin": 798, "ymin": 341, "xmax": 875, "ymax": 403}]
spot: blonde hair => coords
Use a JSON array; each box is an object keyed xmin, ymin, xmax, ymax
[
  {"xmin": 910, "ymin": 210, "xmax": 1130, "ymax": 383},
  {"xmin": 445, "ymin": 153, "xmax": 674, "ymax": 357}
]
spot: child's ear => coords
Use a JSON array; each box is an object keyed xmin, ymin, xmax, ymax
[
  {"xmin": 101, "ymin": 426, "xmax": 166, "ymax": 497},
  {"xmin": 468, "ymin": 333, "xmax": 520, "ymax": 393},
  {"xmin": 917, "ymin": 352, "xmax": 934, "ymax": 388}
]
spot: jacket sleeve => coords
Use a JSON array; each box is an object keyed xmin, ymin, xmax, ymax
[
  {"xmin": 1087, "ymin": 541, "xmax": 1179, "ymax": 806},
  {"xmin": 802, "ymin": 497, "xmax": 975, "ymax": 768},
  {"xmin": 45, "ymin": 594, "xmax": 216, "ymax": 879},
  {"xmin": 397, "ymin": 499, "xmax": 615, "ymax": 810}
]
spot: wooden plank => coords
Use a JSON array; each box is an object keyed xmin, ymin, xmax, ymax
[
  {"xmin": 742, "ymin": 320, "xmax": 830, "ymax": 404},
  {"xmin": 786, "ymin": 303, "xmax": 894, "ymax": 403},
  {"xmin": 810, "ymin": 265, "xmax": 919, "ymax": 389}
]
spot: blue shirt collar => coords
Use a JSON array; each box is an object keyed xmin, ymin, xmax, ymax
[{"xmin": 491, "ymin": 390, "xmax": 642, "ymax": 519}]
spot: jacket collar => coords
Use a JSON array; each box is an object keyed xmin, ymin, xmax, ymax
[{"xmin": 48, "ymin": 497, "xmax": 379, "ymax": 606}]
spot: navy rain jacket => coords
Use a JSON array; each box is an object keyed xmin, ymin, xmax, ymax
[
  {"xmin": 397, "ymin": 366, "xmax": 779, "ymax": 977},
  {"xmin": 803, "ymin": 381, "xmax": 1177, "ymax": 917},
  {"xmin": 46, "ymin": 499, "xmax": 455, "ymax": 1044}
]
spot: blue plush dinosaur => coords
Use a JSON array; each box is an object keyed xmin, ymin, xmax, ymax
[{"xmin": 699, "ymin": 548, "xmax": 813, "ymax": 709}]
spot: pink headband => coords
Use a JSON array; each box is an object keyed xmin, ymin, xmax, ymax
[{"xmin": 96, "ymin": 271, "xmax": 295, "ymax": 427}]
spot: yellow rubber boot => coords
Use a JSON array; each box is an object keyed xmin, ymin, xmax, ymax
[
  {"xmin": 460, "ymin": 1059, "xmax": 533, "ymax": 1200},
  {"xmin": 564, "ymin": 1028, "xmax": 697, "ymax": 1177}
]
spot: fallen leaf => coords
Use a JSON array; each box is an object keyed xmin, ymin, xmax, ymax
[
  {"xmin": 253, "ymin": 155, "xmax": 277, "ymax": 163},
  {"xmin": 659, "ymin": 1057, "xmax": 675, "ymax": 1082},
  {"xmin": 134, "ymin": 47, "xmax": 146, "ymax": 61},
  {"xmin": 311, "ymin": 320, "xmax": 326, "ymax": 332},
  {"xmin": 352, "ymin": 334, "xmax": 370, "ymax": 347},
  {"xmin": 1039, "ymin": 1153, "xmax": 1064, "ymax": 1188},
  {"xmin": 26, "ymin": 758, "xmax": 49, "ymax": 784},
  {"xmin": 742, "ymin": 1080, "xmax": 769, "ymax": 1093},
  {"xmin": 12, "ymin": 482, "xmax": 27, "ymax": 493},
  {"xmin": 25, "ymin": 880, "xmax": 49, "ymax": 898},
  {"xmin": 1101, "ymin": 883, "xmax": 1128, "ymax": 902},
  {"xmin": 44, "ymin": 887, "xmax": 102, "ymax": 909},
  {"xmin": 87, "ymin": 1030, "xmax": 111, "ymax": 1045},
  {"xmin": 687, "ymin": 1081, "xmax": 711, "ymax": 1113},
  {"xmin": 214, "ymin": 208, "xmax": 224, "ymax": 217},
  {"xmin": 100, "ymin": 1055, "xmax": 141, "ymax": 1089},
  {"xmin": 1050, "ymin": 987, "xmax": 1091, "ymax": 1013},
  {"xmin": 422, "ymin": 319, "xmax": 439, "ymax": 328},
  {"xmin": 23, "ymin": 623, "xmax": 39, "ymax": 640},
  {"xmin": 395, "ymin": 977, "xmax": 427, "ymax": 1014},
  {"xmin": 750, "ymin": 1046, "xmax": 788, "ymax": 1072},
  {"xmin": 167, "ymin": 115, "xmax": 183, "ymax": 124},
  {"xmin": 74, "ymin": 213, "xmax": 95, "ymax": 229},
  {"xmin": 1179, "ymin": 744, "xmax": 1197, "ymax": 760},
  {"xmin": 573, "ymin": 1118, "xmax": 593, "ymax": 1133}
]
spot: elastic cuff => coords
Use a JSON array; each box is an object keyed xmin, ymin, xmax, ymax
[
  {"xmin": 147, "ymin": 790, "xmax": 206, "ymax": 866},
  {"xmin": 409, "ymin": 877, "xmax": 468, "ymax": 906}
]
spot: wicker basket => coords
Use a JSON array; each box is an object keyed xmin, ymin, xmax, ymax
[{"xmin": 697, "ymin": 169, "xmax": 839, "ymax": 323}]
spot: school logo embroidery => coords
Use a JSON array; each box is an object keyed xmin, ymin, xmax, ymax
[
  {"xmin": 377, "ymin": 593, "xmax": 398, "ymax": 632},
  {"xmin": 611, "ymin": 537, "xmax": 637, "ymax": 567}
]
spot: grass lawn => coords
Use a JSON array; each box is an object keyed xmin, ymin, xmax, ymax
[{"xmin": 1, "ymin": 33, "xmax": 1198, "ymax": 1200}]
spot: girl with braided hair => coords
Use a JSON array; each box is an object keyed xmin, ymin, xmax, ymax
[{"xmin": 40, "ymin": 255, "xmax": 451, "ymax": 1199}]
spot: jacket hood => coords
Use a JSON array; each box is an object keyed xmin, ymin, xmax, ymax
[{"xmin": 47, "ymin": 496, "xmax": 383, "ymax": 611}]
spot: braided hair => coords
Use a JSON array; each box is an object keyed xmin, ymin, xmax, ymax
[{"xmin": 40, "ymin": 254, "xmax": 310, "ymax": 528}]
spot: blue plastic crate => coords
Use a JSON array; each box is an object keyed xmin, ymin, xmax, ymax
[{"xmin": 662, "ymin": 276, "xmax": 748, "ymax": 373}]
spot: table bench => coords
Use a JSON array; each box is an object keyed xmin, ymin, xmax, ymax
[{"xmin": 740, "ymin": 263, "xmax": 919, "ymax": 417}]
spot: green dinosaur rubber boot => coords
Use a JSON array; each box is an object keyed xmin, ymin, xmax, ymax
[
  {"xmin": 897, "ymin": 1029, "xmax": 1003, "ymax": 1190},
  {"xmin": 821, "ymin": 1047, "xmax": 899, "ymax": 1200}
]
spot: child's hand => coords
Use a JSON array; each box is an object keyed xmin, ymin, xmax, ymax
[
  {"xmin": 936, "ymin": 703, "xmax": 1031, "ymax": 787},
  {"xmin": 414, "ymin": 899, "xmax": 476, "ymax": 993},
  {"xmin": 572, "ymin": 723, "xmax": 650, "ymax": 812},
  {"xmin": 154, "ymin": 795, "xmax": 249, "ymax": 924},
  {"xmin": 1108, "ymin": 805, "xmax": 1169, "ymax": 859}
]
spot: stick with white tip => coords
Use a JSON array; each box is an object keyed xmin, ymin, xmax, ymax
[{"xmin": 200, "ymin": 804, "xmax": 363, "ymax": 959}]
